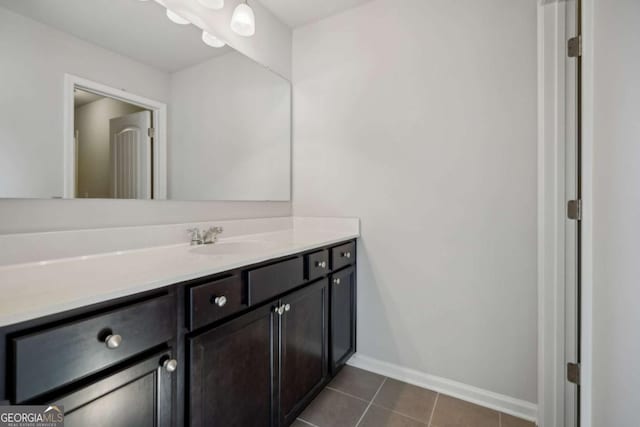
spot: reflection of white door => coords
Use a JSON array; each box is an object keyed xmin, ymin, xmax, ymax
[{"xmin": 109, "ymin": 111, "xmax": 152, "ymax": 199}]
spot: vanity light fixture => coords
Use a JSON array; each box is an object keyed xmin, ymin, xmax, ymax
[
  {"xmin": 202, "ymin": 30, "xmax": 226, "ymax": 48},
  {"xmin": 230, "ymin": 0, "xmax": 255, "ymax": 37},
  {"xmin": 197, "ymin": 0, "xmax": 224, "ymax": 10},
  {"xmin": 166, "ymin": 9, "xmax": 190, "ymax": 25}
]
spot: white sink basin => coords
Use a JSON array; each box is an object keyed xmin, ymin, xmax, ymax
[{"xmin": 189, "ymin": 240, "xmax": 276, "ymax": 256}]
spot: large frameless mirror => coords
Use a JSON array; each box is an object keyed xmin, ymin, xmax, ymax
[{"xmin": 0, "ymin": 0, "xmax": 291, "ymax": 201}]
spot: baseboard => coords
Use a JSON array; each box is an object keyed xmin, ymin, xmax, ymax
[{"xmin": 347, "ymin": 354, "xmax": 538, "ymax": 424}]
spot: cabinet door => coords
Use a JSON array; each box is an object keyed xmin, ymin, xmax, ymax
[
  {"xmin": 330, "ymin": 266, "xmax": 357, "ymax": 374},
  {"xmin": 189, "ymin": 303, "xmax": 277, "ymax": 427},
  {"xmin": 279, "ymin": 279, "xmax": 329, "ymax": 426},
  {"xmin": 53, "ymin": 350, "xmax": 174, "ymax": 427}
]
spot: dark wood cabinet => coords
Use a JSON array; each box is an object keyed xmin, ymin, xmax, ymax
[
  {"xmin": 189, "ymin": 280, "xmax": 330, "ymax": 427},
  {"xmin": 188, "ymin": 303, "xmax": 277, "ymax": 427},
  {"xmin": 188, "ymin": 275, "xmax": 247, "ymax": 330},
  {"xmin": 53, "ymin": 350, "xmax": 174, "ymax": 427},
  {"xmin": 247, "ymin": 257, "xmax": 304, "ymax": 305},
  {"xmin": 305, "ymin": 250, "xmax": 330, "ymax": 281},
  {"xmin": 279, "ymin": 279, "xmax": 329, "ymax": 426},
  {"xmin": 0, "ymin": 239, "xmax": 356, "ymax": 427},
  {"xmin": 330, "ymin": 266, "xmax": 357, "ymax": 374},
  {"xmin": 12, "ymin": 294, "xmax": 174, "ymax": 403},
  {"xmin": 331, "ymin": 241, "xmax": 356, "ymax": 271}
]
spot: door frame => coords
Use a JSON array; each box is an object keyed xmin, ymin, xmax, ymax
[
  {"xmin": 63, "ymin": 74, "xmax": 167, "ymax": 199},
  {"xmin": 538, "ymin": 0, "xmax": 591, "ymax": 426},
  {"xmin": 537, "ymin": 2, "xmax": 568, "ymax": 425},
  {"xmin": 577, "ymin": 0, "xmax": 594, "ymax": 425}
]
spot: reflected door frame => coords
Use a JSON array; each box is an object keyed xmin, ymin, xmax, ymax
[{"xmin": 63, "ymin": 74, "xmax": 167, "ymax": 199}]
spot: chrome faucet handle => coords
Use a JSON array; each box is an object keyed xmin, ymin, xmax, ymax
[
  {"xmin": 202, "ymin": 226, "xmax": 224, "ymax": 245},
  {"xmin": 187, "ymin": 228, "xmax": 203, "ymax": 245}
]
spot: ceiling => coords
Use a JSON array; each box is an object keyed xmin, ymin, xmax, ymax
[
  {"xmin": 74, "ymin": 89, "xmax": 103, "ymax": 108},
  {"xmin": 257, "ymin": 0, "xmax": 374, "ymax": 28},
  {"xmin": 0, "ymin": 0, "xmax": 231, "ymax": 73}
]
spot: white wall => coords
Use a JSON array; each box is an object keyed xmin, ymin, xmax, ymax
[
  {"xmin": 169, "ymin": 51, "xmax": 291, "ymax": 201},
  {"xmin": 293, "ymin": 0, "xmax": 538, "ymax": 404},
  {"xmin": 590, "ymin": 0, "xmax": 640, "ymax": 425},
  {"xmin": 0, "ymin": 5, "xmax": 292, "ymax": 233}
]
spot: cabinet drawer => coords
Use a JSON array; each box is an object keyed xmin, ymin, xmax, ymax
[
  {"xmin": 188, "ymin": 275, "xmax": 246, "ymax": 330},
  {"xmin": 13, "ymin": 294, "xmax": 175, "ymax": 402},
  {"xmin": 306, "ymin": 250, "xmax": 330, "ymax": 281},
  {"xmin": 247, "ymin": 257, "xmax": 304, "ymax": 305},
  {"xmin": 331, "ymin": 241, "xmax": 356, "ymax": 271}
]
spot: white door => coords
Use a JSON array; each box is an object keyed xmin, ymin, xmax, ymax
[{"xmin": 109, "ymin": 111, "xmax": 152, "ymax": 199}]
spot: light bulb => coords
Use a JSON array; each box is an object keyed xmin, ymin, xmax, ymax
[
  {"xmin": 230, "ymin": 2, "xmax": 255, "ymax": 37},
  {"xmin": 166, "ymin": 9, "xmax": 190, "ymax": 25},
  {"xmin": 197, "ymin": 0, "xmax": 224, "ymax": 10},
  {"xmin": 202, "ymin": 31, "xmax": 226, "ymax": 48}
]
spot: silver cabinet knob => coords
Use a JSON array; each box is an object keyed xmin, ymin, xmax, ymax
[
  {"xmin": 333, "ymin": 277, "xmax": 341, "ymax": 285},
  {"xmin": 213, "ymin": 296, "xmax": 227, "ymax": 307},
  {"xmin": 274, "ymin": 305, "xmax": 285, "ymax": 316},
  {"xmin": 316, "ymin": 261, "xmax": 327, "ymax": 269},
  {"xmin": 163, "ymin": 358, "xmax": 178, "ymax": 373},
  {"xmin": 284, "ymin": 304, "xmax": 291, "ymax": 312},
  {"xmin": 343, "ymin": 252, "xmax": 352, "ymax": 259},
  {"xmin": 104, "ymin": 334, "xmax": 122, "ymax": 349}
]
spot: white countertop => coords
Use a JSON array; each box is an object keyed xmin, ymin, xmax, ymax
[{"xmin": 0, "ymin": 217, "xmax": 359, "ymax": 328}]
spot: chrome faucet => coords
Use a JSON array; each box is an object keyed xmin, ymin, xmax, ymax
[{"xmin": 188, "ymin": 227, "xmax": 224, "ymax": 245}]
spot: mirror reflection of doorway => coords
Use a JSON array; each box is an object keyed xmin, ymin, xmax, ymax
[{"xmin": 73, "ymin": 88, "xmax": 153, "ymax": 199}]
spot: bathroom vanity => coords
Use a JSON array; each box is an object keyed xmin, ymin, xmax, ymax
[
  {"xmin": 0, "ymin": 1, "xmax": 358, "ymax": 424},
  {"xmin": 0, "ymin": 219, "xmax": 358, "ymax": 426}
]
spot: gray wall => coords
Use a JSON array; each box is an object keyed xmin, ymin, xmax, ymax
[
  {"xmin": 591, "ymin": 0, "xmax": 640, "ymax": 425},
  {"xmin": 292, "ymin": 0, "xmax": 538, "ymax": 403},
  {"xmin": 169, "ymin": 51, "xmax": 291, "ymax": 201}
]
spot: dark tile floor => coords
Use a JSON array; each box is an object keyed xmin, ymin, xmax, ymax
[{"xmin": 294, "ymin": 366, "xmax": 536, "ymax": 427}]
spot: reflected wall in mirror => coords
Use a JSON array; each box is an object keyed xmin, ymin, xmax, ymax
[{"xmin": 0, "ymin": 0, "xmax": 291, "ymax": 201}]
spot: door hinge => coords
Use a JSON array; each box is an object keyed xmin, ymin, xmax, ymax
[
  {"xmin": 567, "ymin": 362, "xmax": 581, "ymax": 385},
  {"xmin": 568, "ymin": 36, "xmax": 582, "ymax": 58},
  {"xmin": 567, "ymin": 199, "xmax": 583, "ymax": 221},
  {"xmin": 148, "ymin": 127, "xmax": 155, "ymax": 138}
]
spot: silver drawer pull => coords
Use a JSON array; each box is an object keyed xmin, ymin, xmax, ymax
[
  {"xmin": 342, "ymin": 252, "xmax": 352, "ymax": 259},
  {"xmin": 212, "ymin": 296, "xmax": 227, "ymax": 307},
  {"xmin": 163, "ymin": 358, "xmax": 178, "ymax": 373},
  {"xmin": 104, "ymin": 334, "xmax": 122, "ymax": 349},
  {"xmin": 316, "ymin": 261, "xmax": 327, "ymax": 269},
  {"xmin": 274, "ymin": 305, "xmax": 285, "ymax": 316},
  {"xmin": 333, "ymin": 278, "xmax": 341, "ymax": 285}
]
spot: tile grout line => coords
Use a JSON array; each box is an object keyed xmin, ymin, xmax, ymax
[
  {"xmin": 371, "ymin": 403, "xmax": 433, "ymax": 425},
  {"xmin": 427, "ymin": 393, "xmax": 439, "ymax": 427},
  {"xmin": 325, "ymin": 386, "xmax": 374, "ymax": 404},
  {"xmin": 296, "ymin": 417, "xmax": 320, "ymax": 427},
  {"xmin": 354, "ymin": 377, "xmax": 387, "ymax": 427}
]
